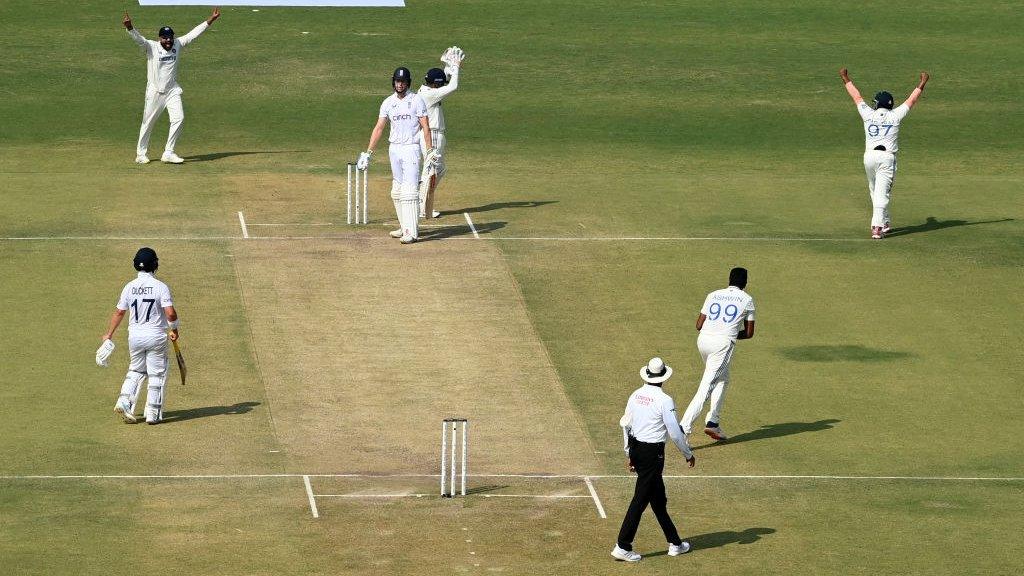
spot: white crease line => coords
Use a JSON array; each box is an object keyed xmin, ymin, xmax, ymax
[
  {"xmin": 303, "ymin": 475, "xmax": 319, "ymax": 518},
  {"xmin": 247, "ymin": 223, "xmax": 335, "ymax": 227},
  {"xmin": 316, "ymin": 493, "xmax": 430, "ymax": 498},
  {"xmin": 583, "ymin": 476, "xmax": 607, "ymax": 519},
  {"xmin": 463, "ymin": 212, "xmax": 479, "ymax": 239},
  {"xmin": 237, "ymin": 211, "xmax": 249, "ymax": 239},
  {"xmin": 2, "ymin": 473, "xmax": 1022, "ymax": 481},
  {"xmin": 482, "ymin": 494, "xmax": 591, "ymax": 499},
  {"xmin": 481, "ymin": 237, "xmax": 875, "ymax": 242},
  {"xmin": 0, "ymin": 235, "xmax": 878, "ymax": 243}
]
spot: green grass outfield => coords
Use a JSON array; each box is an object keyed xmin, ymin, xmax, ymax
[{"xmin": 1, "ymin": 1, "xmax": 1022, "ymax": 574}]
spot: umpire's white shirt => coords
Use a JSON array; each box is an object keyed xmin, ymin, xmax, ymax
[
  {"xmin": 857, "ymin": 102, "xmax": 910, "ymax": 153},
  {"xmin": 128, "ymin": 22, "xmax": 208, "ymax": 95},
  {"xmin": 699, "ymin": 286, "xmax": 755, "ymax": 340},
  {"xmin": 117, "ymin": 272, "xmax": 174, "ymax": 336},
  {"xmin": 379, "ymin": 93, "xmax": 428, "ymax": 145},
  {"xmin": 621, "ymin": 384, "xmax": 693, "ymax": 459}
]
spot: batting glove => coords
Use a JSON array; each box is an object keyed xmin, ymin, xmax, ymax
[
  {"xmin": 95, "ymin": 339, "xmax": 115, "ymax": 367},
  {"xmin": 356, "ymin": 151, "xmax": 371, "ymax": 171}
]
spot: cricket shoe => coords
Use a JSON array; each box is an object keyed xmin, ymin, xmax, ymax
[
  {"xmin": 114, "ymin": 399, "xmax": 137, "ymax": 424},
  {"xmin": 668, "ymin": 542, "xmax": 691, "ymax": 556},
  {"xmin": 389, "ymin": 228, "xmax": 404, "ymax": 238},
  {"xmin": 882, "ymin": 222, "xmax": 892, "ymax": 235},
  {"xmin": 871, "ymin": 226, "xmax": 883, "ymax": 239},
  {"xmin": 144, "ymin": 406, "xmax": 161, "ymax": 425},
  {"xmin": 400, "ymin": 235, "xmax": 417, "ymax": 244},
  {"xmin": 160, "ymin": 152, "xmax": 185, "ymax": 164},
  {"xmin": 611, "ymin": 546, "xmax": 641, "ymax": 562},
  {"xmin": 135, "ymin": 155, "xmax": 150, "ymax": 164},
  {"xmin": 704, "ymin": 425, "xmax": 728, "ymax": 441},
  {"xmin": 419, "ymin": 210, "xmax": 441, "ymax": 219}
]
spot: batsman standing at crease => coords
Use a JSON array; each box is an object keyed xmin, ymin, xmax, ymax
[
  {"xmin": 840, "ymin": 68, "xmax": 929, "ymax": 239},
  {"xmin": 357, "ymin": 67, "xmax": 436, "ymax": 244},
  {"xmin": 96, "ymin": 248, "xmax": 179, "ymax": 425},
  {"xmin": 416, "ymin": 46, "xmax": 465, "ymax": 219},
  {"xmin": 123, "ymin": 8, "xmax": 221, "ymax": 164},
  {"xmin": 612, "ymin": 358, "xmax": 695, "ymax": 563}
]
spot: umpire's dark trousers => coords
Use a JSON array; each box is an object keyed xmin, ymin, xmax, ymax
[{"xmin": 616, "ymin": 439, "xmax": 682, "ymax": 550}]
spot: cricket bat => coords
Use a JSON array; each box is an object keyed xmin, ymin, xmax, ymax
[{"xmin": 172, "ymin": 339, "xmax": 187, "ymax": 386}]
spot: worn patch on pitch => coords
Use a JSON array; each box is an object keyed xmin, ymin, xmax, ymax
[{"xmin": 232, "ymin": 239, "xmax": 597, "ymax": 475}]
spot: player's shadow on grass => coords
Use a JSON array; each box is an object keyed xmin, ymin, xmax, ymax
[
  {"xmin": 444, "ymin": 201, "xmax": 557, "ymax": 216},
  {"xmin": 778, "ymin": 345, "xmax": 911, "ymax": 362},
  {"xmin": 886, "ymin": 216, "xmax": 1014, "ymax": 237},
  {"xmin": 418, "ymin": 221, "xmax": 506, "ymax": 240},
  {"xmin": 161, "ymin": 401, "xmax": 261, "ymax": 423},
  {"xmin": 694, "ymin": 419, "xmax": 841, "ymax": 450},
  {"xmin": 643, "ymin": 527, "xmax": 775, "ymax": 557},
  {"xmin": 183, "ymin": 151, "xmax": 310, "ymax": 162}
]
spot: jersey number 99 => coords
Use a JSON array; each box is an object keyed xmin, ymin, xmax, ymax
[{"xmin": 708, "ymin": 303, "xmax": 739, "ymax": 322}]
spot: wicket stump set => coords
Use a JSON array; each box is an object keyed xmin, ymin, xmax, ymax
[
  {"xmin": 440, "ymin": 418, "xmax": 468, "ymax": 497},
  {"xmin": 346, "ymin": 163, "xmax": 368, "ymax": 224}
]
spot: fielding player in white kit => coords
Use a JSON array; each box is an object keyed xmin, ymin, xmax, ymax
[
  {"xmin": 416, "ymin": 46, "xmax": 465, "ymax": 219},
  {"xmin": 123, "ymin": 8, "xmax": 221, "ymax": 164},
  {"xmin": 840, "ymin": 68, "xmax": 930, "ymax": 239},
  {"xmin": 96, "ymin": 248, "xmax": 179, "ymax": 425},
  {"xmin": 680, "ymin": 267, "xmax": 755, "ymax": 442},
  {"xmin": 357, "ymin": 67, "xmax": 435, "ymax": 244}
]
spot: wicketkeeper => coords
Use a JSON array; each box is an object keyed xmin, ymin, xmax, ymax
[
  {"xmin": 97, "ymin": 248, "xmax": 179, "ymax": 425},
  {"xmin": 416, "ymin": 46, "xmax": 465, "ymax": 219}
]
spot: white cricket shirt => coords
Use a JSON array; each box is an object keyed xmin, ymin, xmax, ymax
[
  {"xmin": 417, "ymin": 67, "xmax": 459, "ymax": 132},
  {"xmin": 128, "ymin": 22, "xmax": 208, "ymax": 94},
  {"xmin": 379, "ymin": 93, "xmax": 428, "ymax": 145},
  {"xmin": 856, "ymin": 102, "xmax": 911, "ymax": 153},
  {"xmin": 699, "ymin": 286, "xmax": 755, "ymax": 340},
  {"xmin": 620, "ymin": 384, "xmax": 693, "ymax": 459},
  {"xmin": 117, "ymin": 272, "xmax": 174, "ymax": 336}
]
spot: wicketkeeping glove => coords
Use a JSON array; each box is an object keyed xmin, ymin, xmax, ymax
[
  {"xmin": 356, "ymin": 150, "xmax": 371, "ymax": 170},
  {"xmin": 95, "ymin": 339, "xmax": 115, "ymax": 367}
]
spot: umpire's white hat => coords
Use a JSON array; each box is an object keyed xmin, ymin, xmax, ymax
[{"xmin": 640, "ymin": 357, "xmax": 673, "ymax": 384}]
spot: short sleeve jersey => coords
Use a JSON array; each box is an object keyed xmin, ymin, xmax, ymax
[
  {"xmin": 856, "ymin": 102, "xmax": 910, "ymax": 152},
  {"xmin": 699, "ymin": 286, "xmax": 755, "ymax": 339},
  {"xmin": 379, "ymin": 93, "xmax": 428, "ymax": 145},
  {"xmin": 117, "ymin": 272, "xmax": 174, "ymax": 335}
]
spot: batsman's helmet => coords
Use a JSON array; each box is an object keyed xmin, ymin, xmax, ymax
[
  {"xmin": 873, "ymin": 91, "xmax": 894, "ymax": 110},
  {"xmin": 424, "ymin": 68, "xmax": 448, "ymax": 87},
  {"xmin": 392, "ymin": 67, "xmax": 412, "ymax": 89},
  {"xmin": 158, "ymin": 26, "xmax": 174, "ymax": 38},
  {"xmin": 134, "ymin": 247, "xmax": 159, "ymax": 272}
]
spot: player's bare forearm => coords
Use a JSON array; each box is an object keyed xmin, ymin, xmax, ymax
[
  {"xmin": 419, "ymin": 117, "xmax": 433, "ymax": 149},
  {"xmin": 736, "ymin": 320, "xmax": 756, "ymax": 340},
  {"xmin": 103, "ymin": 309, "xmax": 126, "ymax": 340},
  {"xmin": 695, "ymin": 313, "xmax": 706, "ymax": 331},
  {"xmin": 917, "ymin": 71, "xmax": 929, "ymax": 90},
  {"xmin": 366, "ymin": 119, "xmax": 386, "ymax": 153},
  {"xmin": 207, "ymin": 7, "xmax": 220, "ymax": 25}
]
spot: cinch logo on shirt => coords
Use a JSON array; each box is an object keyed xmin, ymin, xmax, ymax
[{"xmin": 391, "ymin": 113, "xmax": 414, "ymax": 121}]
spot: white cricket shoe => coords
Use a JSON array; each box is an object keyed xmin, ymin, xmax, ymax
[
  {"xmin": 135, "ymin": 155, "xmax": 150, "ymax": 164},
  {"xmin": 161, "ymin": 152, "xmax": 185, "ymax": 164},
  {"xmin": 400, "ymin": 235, "xmax": 417, "ymax": 244},
  {"xmin": 144, "ymin": 407, "xmax": 161, "ymax": 425},
  {"xmin": 431, "ymin": 210, "xmax": 441, "ymax": 218},
  {"xmin": 882, "ymin": 222, "xmax": 892, "ymax": 234},
  {"xmin": 389, "ymin": 228, "xmax": 404, "ymax": 238},
  {"xmin": 611, "ymin": 546, "xmax": 641, "ymax": 562},
  {"xmin": 668, "ymin": 542, "xmax": 691, "ymax": 556},
  {"xmin": 704, "ymin": 425, "xmax": 728, "ymax": 441},
  {"xmin": 114, "ymin": 399, "xmax": 137, "ymax": 424}
]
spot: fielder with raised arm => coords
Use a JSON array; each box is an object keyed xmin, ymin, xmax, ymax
[
  {"xmin": 357, "ymin": 67, "xmax": 435, "ymax": 244},
  {"xmin": 840, "ymin": 68, "xmax": 930, "ymax": 239},
  {"xmin": 123, "ymin": 8, "xmax": 220, "ymax": 164},
  {"xmin": 416, "ymin": 46, "xmax": 465, "ymax": 219},
  {"xmin": 96, "ymin": 248, "xmax": 179, "ymax": 425}
]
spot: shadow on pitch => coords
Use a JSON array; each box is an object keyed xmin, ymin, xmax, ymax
[
  {"xmin": 465, "ymin": 485, "xmax": 507, "ymax": 495},
  {"xmin": 443, "ymin": 201, "xmax": 558, "ymax": 216},
  {"xmin": 885, "ymin": 216, "xmax": 1014, "ymax": 238},
  {"xmin": 643, "ymin": 527, "xmax": 775, "ymax": 557},
  {"xmin": 693, "ymin": 420, "xmax": 840, "ymax": 450},
  {"xmin": 778, "ymin": 345, "xmax": 911, "ymax": 362},
  {"xmin": 161, "ymin": 401, "xmax": 261, "ymax": 423},
  {"xmin": 418, "ymin": 221, "xmax": 506, "ymax": 241},
  {"xmin": 183, "ymin": 151, "xmax": 310, "ymax": 162}
]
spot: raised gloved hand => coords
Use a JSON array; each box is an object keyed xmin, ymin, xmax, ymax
[
  {"xmin": 356, "ymin": 150, "xmax": 371, "ymax": 171},
  {"xmin": 96, "ymin": 339, "xmax": 115, "ymax": 367},
  {"xmin": 442, "ymin": 46, "xmax": 465, "ymax": 68}
]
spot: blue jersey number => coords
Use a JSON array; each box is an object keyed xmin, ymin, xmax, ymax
[
  {"xmin": 867, "ymin": 124, "xmax": 894, "ymax": 137},
  {"xmin": 707, "ymin": 303, "xmax": 739, "ymax": 322}
]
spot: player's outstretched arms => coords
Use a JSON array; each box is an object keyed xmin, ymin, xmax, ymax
[
  {"xmin": 918, "ymin": 71, "xmax": 929, "ymax": 89},
  {"xmin": 123, "ymin": 12, "xmax": 133, "ymax": 30},
  {"xmin": 840, "ymin": 67, "xmax": 863, "ymax": 103},
  {"xmin": 904, "ymin": 72, "xmax": 929, "ymax": 109},
  {"xmin": 207, "ymin": 7, "xmax": 220, "ymax": 25}
]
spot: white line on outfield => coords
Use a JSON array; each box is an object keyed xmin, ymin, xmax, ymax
[
  {"xmin": 583, "ymin": 476, "xmax": 607, "ymax": 519},
  {"xmin": 482, "ymin": 494, "xmax": 591, "ymax": 499},
  {"xmin": 247, "ymin": 223, "xmax": 335, "ymax": 227},
  {"xmin": 463, "ymin": 213, "xmax": 480, "ymax": 239},
  {"xmin": 302, "ymin": 475, "xmax": 319, "ymax": 519},
  {"xmin": 2, "ymin": 473, "xmax": 1022, "ymax": 481},
  {"xmin": 237, "ymin": 212, "xmax": 249, "ymax": 239},
  {"xmin": 0, "ymin": 235, "xmax": 875, "ymax": 242}
]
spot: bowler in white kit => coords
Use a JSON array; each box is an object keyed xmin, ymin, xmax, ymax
[
  {"xmin": 840, "ymin": 68, "xmax": 930, "ymax": 239},
  {"xmin": 416, "ymin": 46, "xmax": 465, "ymax": 219},
  {"xmin": 357, "ymin": 67, "xmax": 434, "ymax": 243},
  {"xmin": 679, "ymin": 267, "xmax": 756, "ymax": 442},
  {"xmin": 123, "ymin": 8, "xmax": 221, "ymax": 164}
]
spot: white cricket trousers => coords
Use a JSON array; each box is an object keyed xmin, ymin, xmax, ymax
[
  {"xmin": 680, "ymin": 334, "xmax": 736, "ymax": 433},
  {"xmin": 117, "ymin": 331, "xmax": 169, "ymax": 421},
  {"xmin": 863, "ymin": 150, "xmax": 897, "ymax": 227},
  {"xmin": 418, "ymin": 130, "xmax": 447, "ymax": 216},
  {"xmin": 389, "ymin": 143, "xmax": 422, "ymax": 239},
  {"xmin": 137, "ymin": 88, "xmax": 185, "ymax": 157}
]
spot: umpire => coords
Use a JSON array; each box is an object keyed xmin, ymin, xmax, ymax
[{"xmin": 611, "ymin": 357, "xmax": 696, "ymax": 562}]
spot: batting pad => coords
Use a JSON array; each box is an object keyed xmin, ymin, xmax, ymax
[{"xmin": 138, "ymin": 1, "xmax": 404, "ymax": 6}]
